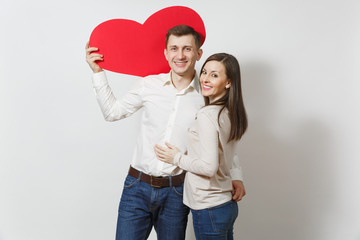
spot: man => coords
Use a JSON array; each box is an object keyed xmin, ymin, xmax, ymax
[{"xmin": 85, "ymin": 25, "xmax": 245, "ymax": 240}]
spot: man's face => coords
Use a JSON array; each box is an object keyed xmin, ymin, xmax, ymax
[{"xmin": 164, "ymin": 34, "xmax": 203, "ymax": 78}]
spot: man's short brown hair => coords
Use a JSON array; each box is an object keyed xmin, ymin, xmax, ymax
[{"xmin": 165, "ymin": 25, "xmax": 201, "ymax": 49}]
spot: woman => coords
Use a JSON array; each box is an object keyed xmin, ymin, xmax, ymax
[{"xmin": 154, "ymin": 53, "xmax": 248, "ymax": 239}]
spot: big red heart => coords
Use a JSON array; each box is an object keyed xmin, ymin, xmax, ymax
[{"xmin": 89, "ymin": 6, "xmax": 206, "ymax": 77}]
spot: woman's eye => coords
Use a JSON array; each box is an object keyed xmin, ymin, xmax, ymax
[{"xmin": 211, "ymin": 74, "xmax": 218, "ymax": 77}]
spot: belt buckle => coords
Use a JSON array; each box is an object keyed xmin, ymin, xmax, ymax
[{"xmin": 150, "ymin": 176, "xmax": 161, "ymax": 188}]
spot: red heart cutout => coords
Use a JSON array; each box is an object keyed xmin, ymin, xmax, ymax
[{"xmin": 89, "ymin": 6, "xmax": 206, "ymax": 77}]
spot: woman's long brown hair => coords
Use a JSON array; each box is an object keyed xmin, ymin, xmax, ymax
[{"xmin": 201, "ymin": 53, "xmax": 248, "ymax": 142}]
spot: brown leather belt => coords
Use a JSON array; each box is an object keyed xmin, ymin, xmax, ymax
[{"xmin": 128, "ymin": 166, "xmax": 185, "ymax": 188}]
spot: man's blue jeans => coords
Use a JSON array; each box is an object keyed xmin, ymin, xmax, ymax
[
  {"xmin": 191, "ymin": 200, "xmax": 238, "ymax": 240},
  {"xmin": 116, "ymin": 174, "xmax": 189, "ymax": 240}
]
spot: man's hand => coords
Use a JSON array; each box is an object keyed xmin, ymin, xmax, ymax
[
  {"xmin": 85, "ymin": 42, "xmax": 103, "ymax": 73},
  {"xmin": 232, "ymin": 180, "xmax": 246, "ymax": 202}
]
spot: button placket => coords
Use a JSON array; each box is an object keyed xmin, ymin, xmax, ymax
[{"xmin": 156, "ymin": 94, "xmax": 181, "ymax": 172}]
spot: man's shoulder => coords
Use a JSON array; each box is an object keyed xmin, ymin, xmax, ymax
[
  {"xmin": 141, "ymin": 72, "xmax": 170, "ymax": 88},
  {"xmin": 143, "ymin": 72, "xmax": 170, "ymax": 81}
]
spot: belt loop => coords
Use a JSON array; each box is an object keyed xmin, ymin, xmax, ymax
[
  {"xmin": 169, "ymin": 176, "xmax": 172, "ymax": 187},
  {"xmin": 138, "ymin": 171, "xmax": 142, "ymax": 180}
]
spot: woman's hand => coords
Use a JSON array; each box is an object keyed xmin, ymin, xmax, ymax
[
  {"xmin": 154, "ymin": 142, "xmax": 180, "ymax": 164},
  {"xmin": 232, "ymin": 180, "xmax": 246, "ymax": 202}
]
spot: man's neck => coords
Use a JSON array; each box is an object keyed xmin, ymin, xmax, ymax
[{"xmin": 171, "ymin": 71, "xmax": 196, "ymax": 91}]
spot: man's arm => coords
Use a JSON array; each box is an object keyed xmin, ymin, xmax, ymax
[{"xmin": 85, "ymin": 42, "xmax": 143, "ymax": 121}]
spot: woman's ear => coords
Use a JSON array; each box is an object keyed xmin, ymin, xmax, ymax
[{"xmin": 225, "ymin": 80, "xmax": 231, "ymax": 89}]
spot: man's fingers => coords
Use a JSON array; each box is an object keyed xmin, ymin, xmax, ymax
[
  {"xmin": 88, "ymin": 55, "xmax": 103, "ymax": 62},
  {"xmin": 89, "ymin": 53, "xmax": 103, "ymax": 58},
  {"xmin": 86, "ymin": 47, "xmax": 99, "ymax": 55}
]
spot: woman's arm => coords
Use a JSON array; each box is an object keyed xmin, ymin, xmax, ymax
[{"xmin": 154, "ymin": 111, "xmax": 219, "ymax": 177}]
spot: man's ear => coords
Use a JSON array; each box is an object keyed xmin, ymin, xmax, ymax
[
  {"xmin": 164, "ymin": 48, "xmax": 168, "ymax": 61},
  {"xmin": 197, "ymin": 48, "xmax": 203, "ymax": 61}
]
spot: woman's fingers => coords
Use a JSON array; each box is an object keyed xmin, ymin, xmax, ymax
[
  {"xmin": 164, "ymin": 142, "xmax": 174, "ymax": 149},
  {"xmin": 154, "ymin": 146, "xmax": 165, "ymax": 159}
]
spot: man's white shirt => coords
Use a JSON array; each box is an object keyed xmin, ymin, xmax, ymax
[{"xmin": 92, "ymin": 71, "xmax": 243, "ymax": 180}]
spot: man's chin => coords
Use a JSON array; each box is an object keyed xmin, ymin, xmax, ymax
[
  {"xmin": 173, "ymin": 66, "xmax": 195, "ymax": 74},
  {"xmin": 172, "ymin": 69, "xmax": 187, "ymax": 76}
]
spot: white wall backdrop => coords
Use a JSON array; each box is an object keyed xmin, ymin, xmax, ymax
[{"xmin": 1, "ymin": 0, "xmax": 359, "ymax": 239}]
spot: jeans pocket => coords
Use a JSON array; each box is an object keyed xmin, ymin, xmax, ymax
[
  {"xmin": 208, "ymin": 201, "xmax": 238, "ymax": 234},
  {"xmin": 172, "ymin": 184, "xmax": 184, "ymax": 197},
  {"xmin": 123, "ymin": 175, "xmax": 139, "ymax": 188}
]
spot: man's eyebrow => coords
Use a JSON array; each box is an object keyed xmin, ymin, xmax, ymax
[{"xmin": 168, "ymin": 45, "xmax": 193, "ymax": 48}]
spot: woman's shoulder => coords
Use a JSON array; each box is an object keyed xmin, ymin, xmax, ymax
[
  {"xmin": 198, "ymin": 105, "xmax": 229, "ymax": 116},
  {"xmin": 198, "ymin": 105, "xmax": 230, "ymax": 127},
  {"xmin": 197, "ymin": 105, "xmax": 218, "ymax": 116},
  {"xmin": 196, "ymin": 105, "xmax": 224, "ymax": 125}
]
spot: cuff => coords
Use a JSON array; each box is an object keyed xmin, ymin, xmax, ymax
[
  {"xmin": 92, "ymin": 71, "xmax": 108, "ymax": 88},
  {"xmin": 173, "ymin": 152, "xmax": 183, "ymax": 166},
  {"xmin": 230, "ymin": 166, "xmax": 244, "ymax": 181}
]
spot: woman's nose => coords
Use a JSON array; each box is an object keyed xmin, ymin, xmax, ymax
[{"xmin": 203, "ymin": 75, "xmax": 210, "ymax": 83}]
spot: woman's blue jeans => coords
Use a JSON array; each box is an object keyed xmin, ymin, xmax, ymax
[
  {"xmin": 191, "ymin": 200, "xmax": 238, "ymax": 240},
  {"xmin": 115, "ymin": 174, "xmax": 189, "ymax": 240}
]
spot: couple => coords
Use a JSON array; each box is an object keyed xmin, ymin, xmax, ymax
[{"xmin": 86, "ymin": 25, "xmax": 247, "ymax": 240}]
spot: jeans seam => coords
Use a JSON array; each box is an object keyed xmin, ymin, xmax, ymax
[
  {"xmin": 117, "ymin": 176, "xmax": 187, "ymax": 240},
  {"xmin": 208, "ymin": 201, "xmax": 233, "ymax": 234},
  {"xmin": 172, "ymin": 186, "xmax": 183, "ymax": 197},
  {"xmin": 208, "ymin": 209, "xmax": 221, "ymax": 234},
  {"xmin": 124, "ymin": 176, "xmax": 140, "ymax": 188}
]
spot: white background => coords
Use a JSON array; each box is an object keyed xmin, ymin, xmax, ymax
[{"xmin": 1, "ymin": 0, "xmax": 360, "ymax": 239}]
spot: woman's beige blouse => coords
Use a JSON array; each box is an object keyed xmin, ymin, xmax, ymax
[{"xmin": 173, "ymin": 105, "xmax": 239, "ymax": 210}]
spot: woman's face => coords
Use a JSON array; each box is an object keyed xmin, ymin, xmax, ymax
[{"xmin": 200, "ymin": 60, "xmax": 231, "ymax": 103}]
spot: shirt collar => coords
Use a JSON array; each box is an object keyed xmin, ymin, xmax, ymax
[{"xmin": 163, "ymin": 71, "xmax": 201, "ymax": 94}]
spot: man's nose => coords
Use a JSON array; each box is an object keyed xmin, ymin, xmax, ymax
[{"xmin": 177, "ymin": 50, "xmax": 185, "ymax": 59}]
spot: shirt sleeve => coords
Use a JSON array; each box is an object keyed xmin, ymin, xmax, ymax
[
  {"xmin": 229, "ymin": 154, "xmax": 244, "ymax": 181},
  {"xmin": 174, "ymin": 111, "xmax": 219, "ymax": 177},
  {"xmin": 92, "ymin": 71, "xmax": 144, "ymax": 121}
]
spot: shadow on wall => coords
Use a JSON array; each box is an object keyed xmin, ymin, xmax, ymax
[{"xmin": 234, "ymin": 61, "xmax": 337, "ymax": 240}]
